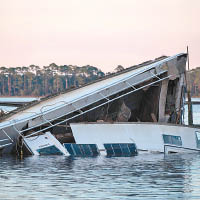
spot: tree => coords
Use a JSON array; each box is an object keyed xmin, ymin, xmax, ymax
[
  {"xmin": 114, "ymin": 65, "xmax": 124, "ymax": 72},
  {"xmin": 0, "ymin": 64, "xmax": 105, "ymax": 96}
]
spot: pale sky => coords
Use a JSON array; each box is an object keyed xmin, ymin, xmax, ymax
[{"xmin": 0, "ymin": 0, "xmax": 199, "ymax": 72}]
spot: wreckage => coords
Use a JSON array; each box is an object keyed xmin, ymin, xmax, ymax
[{"xmin": 0, "ymin": 53, "xmax": 199, "ymax": 156}]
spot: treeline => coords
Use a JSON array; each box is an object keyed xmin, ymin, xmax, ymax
[
  {"xmin": 188, "ymin": 67, "xmax": 200, "ymax": 97},
  {"xmin": 0, "ymin": 64, "xmax": 105, "ymax": 96},
  {"xmin": 1, "ymin": 63, "xmax": 199, "ymax": 97}
]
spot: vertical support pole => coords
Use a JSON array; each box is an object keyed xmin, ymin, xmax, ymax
[
  {"xmin": 187, "ymin": 46, "xmax": 193, "ymax": 125},
  {"xmin": 158, "ymin": 79, "xmax": 169, "ymax": 122}
]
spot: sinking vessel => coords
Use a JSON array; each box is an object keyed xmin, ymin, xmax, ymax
[
  {"xmin": 0, "ymin": 52, "xmax": 199, "ymax": 156},
  {"xmin": 70, "ymin": 122, "xmax": 200, "ymax": 154}
]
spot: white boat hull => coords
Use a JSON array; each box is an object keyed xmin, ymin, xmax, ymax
[
  {"xmin": 23, "ymin": 132, "xmax": 69, "ymax": 156},
  {"xmin": 70, "ymin": 123, "xmax": 200, "ymax": 154}
]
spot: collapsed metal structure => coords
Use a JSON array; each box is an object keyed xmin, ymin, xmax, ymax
[{"xmin": 0, "ymin": 53, "xmax": 187, "ymax": 154}]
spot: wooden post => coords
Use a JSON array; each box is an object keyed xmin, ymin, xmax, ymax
[{"xmin": 186, "ymin": 46, "xmax": 193, "ymax": 125}]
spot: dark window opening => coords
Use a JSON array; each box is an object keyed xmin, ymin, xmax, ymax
[
  {"xmin": 165, "ymin": 79, "xmax": 179, "ymax": 123},
  {"xmin": 163, "ymin": 134, "xmax": 182, "ymax": 146}
]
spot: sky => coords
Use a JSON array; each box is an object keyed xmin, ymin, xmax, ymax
[{"xmin": 0, "ymin": 0, "xmax": 199, "ymax": 72}]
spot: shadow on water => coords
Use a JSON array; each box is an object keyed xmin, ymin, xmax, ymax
[{"xmin": 0, "ymin": 153, "xmax": 200, "ymax": 199}]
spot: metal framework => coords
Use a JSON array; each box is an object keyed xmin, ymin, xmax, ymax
[
  {"xmin": 0, "ymin": 53, "xmax": 186, "ymax": 145},
  {"xmin": 0, "ymin": 129, "xmax": 13, "ymax": 148},
  {"xmin": 24, "ymin": 74, "xmax": 171, "ymax": 138}
]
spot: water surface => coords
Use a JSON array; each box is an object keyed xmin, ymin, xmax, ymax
[
  {"xmin": 1, "ymin": 154, "xmax": 200, "ymax": 200},
  {"xmin": 0, "ymin": 98, "xmax": 200, "ymax": 199}
]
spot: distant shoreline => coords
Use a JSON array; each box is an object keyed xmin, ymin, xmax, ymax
[
  {"xmin": 0, "ymin": 96, "xmax": 43, "ymax": 98},
  {"xmin": 0, "ymin": 96, "xmax": 199, "ymax": 98}
]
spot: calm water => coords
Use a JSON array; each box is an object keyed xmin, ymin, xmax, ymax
[
  {"xmin": 0, "ymin": 97, "xmax": 200, "ymax": 199},
  {"xmin": 0, "ymin": 154, "xmax": 200, "ymax": 200},
  {"xmin": 184, "ymin": 104, "xmax": 200, "ymax": 125},
  {"xmin": 0, "ymin": 97, "xmax": 39, "ymax": 103},
  {"xmin": 0, "ymin": 97, "xmax": 39, "ymax": 113}
]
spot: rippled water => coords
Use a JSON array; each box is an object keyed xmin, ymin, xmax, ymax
[
  {"xmin": 1, "ymin": 154, "xmax": 200, "ymax": 200},
  {"xmin": 0, "ymin": 99, "xmax": 200, "ymax": 199}
]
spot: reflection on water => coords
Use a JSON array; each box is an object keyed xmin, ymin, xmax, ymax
[{"xmin": 1, "ymin": 154, "xmax": 200, "ymax": 199}]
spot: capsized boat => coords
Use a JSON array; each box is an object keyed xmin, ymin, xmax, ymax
[
  {"xmin": 23, "ymin": 132, "xmax": 69, "ymax": 156},
  {"xmin": 70, "ymin": 122, "xmax": 200, "ymax": 154},
  {"xmin": 0, "ymin": 52, "xmax": 194, "ymax": 155}
]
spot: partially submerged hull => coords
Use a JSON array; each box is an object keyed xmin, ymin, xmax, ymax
[
  {"xmin": 0, "ymin": 53, "xmax": 189, "ymax": 155},
  {"xmin": 23, "ymin": 132, "xmax": 69, "ymax": 156},
  {"xmin": 20, "ymin": 122, "xmax": 200, "ymax": 156},
  {"xmin": 70, "ymin": 123, "xmax": 200, "ymax": 154}
]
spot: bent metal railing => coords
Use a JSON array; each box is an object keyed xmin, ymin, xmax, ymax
[
  {"xmin": 4, "ymin": 72, "xmax": 170, "ymax": 140},
  {"xmin": 0, "ymin": 53, "xmax": 183, "ymax": 129},
  {"xmin": 0, "ymin": 129, "xmax": 14, "ymax": 149},
  {"xmin": 11, "ymin": 68, "xmax": 167, "ymax": 136},
  {"xmin": 24, "ymin": 74, "xmax": 172, "ymax": 138},
  {"xmin": 0, "ymin": 53, "xmax": 185, "ymax": 141}
]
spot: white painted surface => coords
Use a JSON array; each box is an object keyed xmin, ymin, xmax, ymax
[
  {"xmin": 70, "ymin": 123, "xmax": 200, "ymax": 153},
  {"xmin": 0, "ymin": 53, "xmax": 185, "ymax": 129},
  {"xmin": 3, "ymin": 66, "xmax": 149, "ymax": 122},
  {"xmin": 0, "ymin": 53, "xmax": 187, "ymax": 154},
  {"xmin": 23, "ymin": 132, "xmax": 69, "ymax": 156},
  {"xmin": 164, "ymin": 145, "xmax": 200, "ymax": 154}
]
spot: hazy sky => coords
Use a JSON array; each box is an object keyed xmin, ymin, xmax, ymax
[{"xmin": 0, "ymin": 0, "xmax": 199, "ymax": 72}]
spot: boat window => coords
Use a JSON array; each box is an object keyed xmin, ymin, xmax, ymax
[
  {"xmin": 103, "ymin": 143, "xmax": 138, "ymax": 157},
  {"xmin": 63, "ymin": 143, "xmax": 99, "ymax": 156},
  {"xmin": 195, "ymin": 131, "xmax": 200, "ymax": 149},
  {"xmin": 37, "ymin": 145, "xmax": 64, "ymax": 155},
  {"xmin": 163, "ymin": 134, "xmax": 182, "ymax": 146}
]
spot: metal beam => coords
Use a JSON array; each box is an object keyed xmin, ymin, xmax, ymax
[{"xmin": 25, "ymin": 75, "xmax": 172, "ymax": 138}]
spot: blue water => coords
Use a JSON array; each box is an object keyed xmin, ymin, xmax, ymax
[
  {"xmin": 0, "ymin": 97, "xmax": 39, "ymax": 103},
  {"xmin": 0, "ymin": 105, "xmax": 17, "ymax": 113},
  {"xmin": 0, "ymin": 154, "xmax": 200, "ymax": 200},
  {"xmin": 184, "ymin": 104, "xmax": 200, "ymax": 125},
  {"xmin": 0, "ymin": 97, "xmax": 39, "ymax": 113},
  {"xmin": 0, "ymin": 97, "xmax": 200, "ymax": 199},
  {"xmin": 184, "ymin": 97, "xmax": 200, "ymax": 125}
]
